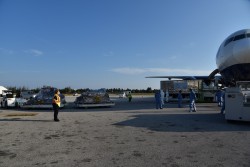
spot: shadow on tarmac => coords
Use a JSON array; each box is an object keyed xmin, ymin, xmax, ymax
[
  {"xmin": 0, "ymin": 118, "xmax": 53, "ymax": 122},
  {"xmin": 113, "ymin": 113, "xmax": 250, "ymax": 132}
]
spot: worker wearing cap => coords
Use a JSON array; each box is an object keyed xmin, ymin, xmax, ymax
[
  {"xmin": 52, "ymin": 89, "xmax": 61, "ymax": 122},
  {"xmin": 189, "ymin": 88, "xmax": 197, "ymax": 112}
]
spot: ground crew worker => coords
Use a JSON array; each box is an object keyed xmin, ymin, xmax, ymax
[
  {"xmin": 155, "ymin": 90, "xmax": 162, "ymax": 109},
  {"xmin": 221, "ymin": 90, "xmax": 225, "ymax": 114},
  {"xmin": 215, "ymin": 90, "xmax": 222, "ymax": 107},
  {"xmin": 189, "ymin": 88, "xmax": 197, "ymax": 112},
  {"xmin": 178, "ymin": 90, "xmax": 183, "ymax": 108},
  {"xmin": 160, "ymin": 90, "xmax": 164, "ymax": 105},
  {"xmin": 128, "ymin": 93, "xmax": 132, "ymax": 102},
  {"xmin": 164, "ymin": 90, "xmax": 169, "ymax": 103},
  {"xmin": 52, "ymin": 89, "xmax": 61, "ymax": 122}
]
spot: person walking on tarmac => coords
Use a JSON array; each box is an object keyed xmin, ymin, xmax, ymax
[
  {"xmin": 215, "ymin": 90, "xmax": 222, "ymax": 107},
  {"xmin": 178, "ymin": 90, "xmax": 183, "ymax": 108},
  {"xmin": 220, "ymin": 90, "xmax": 226, "ymax": 114},
  {"xmin": 189, "ymin": 88, "xmax": 197, "ymax": 112},
  {"xmin": 52, "ymin": 89, "xmax": 61, "ymax": 122},
  {"xmin": 155, "ymin": 90, "xmax": 162, "ymax": 109}
]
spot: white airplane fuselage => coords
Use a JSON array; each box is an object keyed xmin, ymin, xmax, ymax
[{"xmin": 216, "ymin": 29, "xmax": 250, "ymax": 85}]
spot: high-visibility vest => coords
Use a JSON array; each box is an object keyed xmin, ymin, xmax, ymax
[{"xmin": 53, "ymin": 94, "xmax": 61, "ymax": 107}]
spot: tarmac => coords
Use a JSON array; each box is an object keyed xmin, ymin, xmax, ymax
[{"xmin": 0, "ymin": 95, "xmax": 250, "ymax": 167}]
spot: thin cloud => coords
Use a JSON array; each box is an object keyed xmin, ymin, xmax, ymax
[
  {"xmin": 25, "ymin": 49, "xmax": 43, "ymax": 57},
  {"xmin": 103, "ymin": 51, "xmax": 114, "ymax": 57},
  {"xmin": 0, "ymin": 48, "xmax": 15, "ymax": 55},
  {"xmin": 111, "ymin": 67, "xmax": 211, "ymax": 75},
  {"xmin": 0, "ymin": 70, "xmax": 41, "ymax": 73}
]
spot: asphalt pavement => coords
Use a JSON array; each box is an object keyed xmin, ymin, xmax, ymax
[{"xmin": 0, "ymin": 96, "xmax": 250, "ymax": 167}]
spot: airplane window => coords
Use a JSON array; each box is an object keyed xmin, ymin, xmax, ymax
[
  {"xmin": 224, "ymin": 37, "xmax": 234, "ymax": 47},
  {"xmin": 233, "ymin": 34, "xmax": 246, "ymax": 41}
]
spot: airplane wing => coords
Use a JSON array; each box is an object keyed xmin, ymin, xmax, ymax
[
  {"xmin": 146, "ymin": 75, "xmax": 222, "ymax": 86},
  {"xmin": 146, "ymin": 69, "xmax": 221, "ymax": 80},
  {"xmin": 145, "ymin": 76, "xmax": 210, "ymax": 80},
  {"xmin": 146, "ymin": 76, "xmax": 222, "ymax": 80}
]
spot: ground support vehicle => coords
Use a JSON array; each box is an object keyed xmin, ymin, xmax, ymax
[
  {"xmin": 0, "ymin": 92, "xmax": 16, "ymax": 108},
  {"xmin": 20, "ymin": 87, "xmax": 66, "ymax": 109},
  {"xmin": 118, "ymin": 92, "xmax": 126, "ymax": 98},
  {"xmin": 225, "ymin": 81, "xmax": 250, "ymax": 122},
  {"xmin": 0, "ymin": 90, "xmax": 25, "ymax": 108},
  {"xmin": 74, "ymin": 89, "xmax": 115, "ymax": 108}
]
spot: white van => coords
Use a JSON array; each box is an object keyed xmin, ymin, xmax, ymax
[
  {"xmin": 0, "ymin": 90, "xmax": 16, "ymax": 108},
  {"xmin": 118, "ymin": 92, "xmax": 126, "ymax": 98}
]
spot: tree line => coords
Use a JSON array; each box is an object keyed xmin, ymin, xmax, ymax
[{"xmin": 6, "ymin": 86, "xmax": 156, "ymax": 95}]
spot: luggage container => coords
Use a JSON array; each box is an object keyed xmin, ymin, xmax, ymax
[
  {"xmin": 74, "ymin": 89, "xmax": 115, "ymax": 108},
  {"xmin": 21, "ymin": 87, "xmax": 66, "ymax": 109}
]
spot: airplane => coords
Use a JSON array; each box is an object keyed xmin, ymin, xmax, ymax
[{"xmin": 147, "ymin": 29, "xmax": 250, "ymax": 87}]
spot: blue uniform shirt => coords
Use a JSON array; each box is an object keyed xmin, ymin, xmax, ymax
[
  {"xmin": 189, "ymin": 90, "xmax": 196, "ymax": 101},
  {"xmin": 155, "ymin": 92, "xmax": 161, "ymax": 101}
]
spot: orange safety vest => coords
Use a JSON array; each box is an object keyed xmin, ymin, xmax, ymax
[{"xmin": 53, "ymin": 94, "xmax": 61, "ymax": 107}]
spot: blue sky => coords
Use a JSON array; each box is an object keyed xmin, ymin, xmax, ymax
[{"xmin": 0, "ymin": 0, "xmax": 250, "ymax": 89}]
